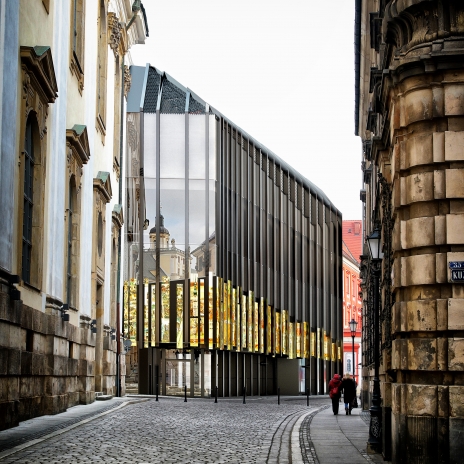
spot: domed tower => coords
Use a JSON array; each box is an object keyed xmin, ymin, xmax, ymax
[{"xmin": 149, "ymin": 215, "xmax": 170, "ymax": 250}]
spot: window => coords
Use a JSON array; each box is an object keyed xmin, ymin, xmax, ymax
[
  {"xmin": 70, "ymin": 0, "xmax": 85, "ymax": 92},
  {"xmin": 66, "ymin": 177, "xmax": 77, "ymax": 306},
  {"xmin": 19, "ymin": 46, "xmax": 57, "ymax": 290},
  {"xmin": 22, "ymin": 116, "xmax": 34, "ymax": 283},
  {"xmin": 96, "ymin": 1, "xmax": 108, "ymax": 136},
  {"xmin": 20, "ymin": 112, "xmax": 44, "ymax": 289},
  {"xmin": 66, "ymin": 124, "xmax": 90, "ymax": 311}
]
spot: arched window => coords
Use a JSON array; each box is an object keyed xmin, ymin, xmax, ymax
[
  {"xmin": 22, "ymin": 115, "xmax": 35, "ymax": 283},
  {"xmin": 19, "ymin": 46, "xmax": 57, "ymax": 290},
  {"xmin": 96, "ymin": 0, "xmax": 108, "ymax": 137},
  {"xmin": 67, "ymin": 176, "xmax": 77, "ymax": 306}
]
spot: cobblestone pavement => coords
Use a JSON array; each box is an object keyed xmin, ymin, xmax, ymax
[{"xmin": 0, "ymin": 397, "xmax": 328, "ymax": 464}]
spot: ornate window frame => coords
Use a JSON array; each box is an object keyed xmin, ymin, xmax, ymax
[
  {"xmin": 110, "ymin": 205, "xmax": 124, "ymax": 328},
  {"xmin": 18, "ymin": 46, "xmax": 58, "ymax": 289},
  {"xmin": 92, "ymin": 172, "xmax": 112, "ymax": 317},
  {"xmin": 70, "ymin": 0, "xmax": 85, "ymax": 94},
  {"xmin": 65, "ymin": 125, "xmax": 90, "ymax": 312}
]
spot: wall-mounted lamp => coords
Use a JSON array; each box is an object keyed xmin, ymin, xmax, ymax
[
  {"xmin": 111, "ymin": 328, "xmax": 116, "ymax": 341},
  {"xmin": 9, "ymin": 275, "xmax": 21, "ymax": 300},
  {"xmin": 123, "ymin": 338, "xmax": 132, "ymax": 353},
  {"xmin": 60, "ymin": 303, "xmax": 70, "ymax": 322},
  {"xmin": 91, "ymin": 319, "xmax": 97, "ymax": 334}
]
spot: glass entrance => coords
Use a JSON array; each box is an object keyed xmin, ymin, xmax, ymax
[{"xmin": 163, "ymin": 349, "xmax": 211, "ymax": 397}]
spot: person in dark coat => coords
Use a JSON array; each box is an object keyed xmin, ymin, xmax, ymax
[
  {"xmin": 328, "ymin": 374, "xmax": 343, "ymax": 415},
  {"xmin": 341, "ymin": 373, "xmax": 357, "ymax": 415}
]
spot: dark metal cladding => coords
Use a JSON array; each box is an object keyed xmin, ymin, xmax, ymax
[{"xmin": 143, "ymin": 67, "xmax": 160, "ymax": 113}]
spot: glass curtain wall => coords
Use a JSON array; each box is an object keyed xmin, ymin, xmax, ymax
[{"xmin": 124, "ymin": 66, "xmax": 342, "ymax": 397}]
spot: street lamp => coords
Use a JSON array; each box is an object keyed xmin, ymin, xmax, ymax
[
  {"xmin": 367, "ymin": 226, "xmax": 382, "ymax": 451},
  {"xmin": 349, "ymin": 318, "xmax": 357, "ymax": 380}
]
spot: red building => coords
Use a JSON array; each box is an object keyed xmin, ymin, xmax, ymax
[{"xmin": 342, "ymin": 220, "xmax": 362, "ymax": 386}]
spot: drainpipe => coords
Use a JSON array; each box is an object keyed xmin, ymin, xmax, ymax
[{"xmin": 116, "ymin": 0, "xmax": 142, "ymax": 397}]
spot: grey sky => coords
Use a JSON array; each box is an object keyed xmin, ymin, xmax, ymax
[{"xmin": 130, "ymin": 0, "xmax": 362, "ymax": 220}]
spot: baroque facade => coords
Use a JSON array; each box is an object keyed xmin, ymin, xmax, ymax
[
  {"xmin": 356, "ymin": 0, "xmax": 464, "ymax": 461},
  {"xmin": 342, "ymin": 221, "xmax": 362, "ymax": 387},
  {"xmin": 0, "ymin": 0, "xmax": 147, "ymax": 430},
  {"xmin": 123, "ymin": 65, "xmax": 343, "ymax": 398}
]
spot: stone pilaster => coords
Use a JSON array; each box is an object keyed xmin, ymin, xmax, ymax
[{"xmin": 360, "ymin": 1, "xmax": 464, "ymax": 461}]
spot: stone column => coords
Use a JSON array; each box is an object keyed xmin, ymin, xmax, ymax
[{"xmin": 364, "ymin": 2, "xmax": 464, "ymax": 461}]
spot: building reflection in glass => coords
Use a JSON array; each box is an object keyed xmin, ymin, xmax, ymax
[{"xmin": 123, "ymin": 65, "xmax": 343, "ymax": 398}]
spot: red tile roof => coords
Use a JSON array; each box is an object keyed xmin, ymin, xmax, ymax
[{"xmin": 342, "ymin": 220, "xmax": 362, "ymax": 264}]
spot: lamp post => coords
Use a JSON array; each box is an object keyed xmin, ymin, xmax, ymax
[
  {"xmin": 367, "ymin": 226, "xmax": 382, "ymax": 451},
  {"xmin": 349, "ymin": 318, "xmax": 357, "ymax": 381}
]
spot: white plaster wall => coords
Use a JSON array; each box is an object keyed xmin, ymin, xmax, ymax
[
  {"xmin": 103, "ymin": 53, "xmax": 118, "ymax": 326},
  {"xmin": 44, "ymin": 0, "xmax": 71, "ymax": 303},
  {"xmin": 79, "ymin": 0, "xmax": 99, "ymax": 318}
]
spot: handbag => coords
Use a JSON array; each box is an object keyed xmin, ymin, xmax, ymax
[{"xmin": 352, "ymin": 397, "xmax": 358, "ymax": 408}]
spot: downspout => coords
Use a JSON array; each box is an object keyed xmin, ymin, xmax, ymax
[
  {"xmin": 116, "ymin": 55, "xmax": 124, "ymax": 397},
  {"xmin": 354, "ymin": 0, "xmax": 362, "ymax": 136},
  {"xmin": 117, "ymin": 1, "xmax": 142, "ymax": 397}
]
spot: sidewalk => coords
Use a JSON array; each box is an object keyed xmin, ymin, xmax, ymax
[{"xmin": 306, "ymin": 405, "xmax": 389, "ymax": 464}]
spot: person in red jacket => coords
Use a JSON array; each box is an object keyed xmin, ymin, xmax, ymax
[{"xmin": 328, "ymin": 374, "xmax": 343, "ymax": 415}]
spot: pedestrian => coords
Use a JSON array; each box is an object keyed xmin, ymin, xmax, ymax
[
  {"xmin": 328, "ymin": 374, "xmax": 342, "ymax": 415},
  {"xmin": 341, "ymin": 373, "xmax": 356, "ymax": 415}
]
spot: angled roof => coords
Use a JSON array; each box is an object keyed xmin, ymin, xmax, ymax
[
  {"xmin": 128, "ymin": 64, "xmax": 341, "ymax": 215},
  {"xmin": 342, "ymin": 220, "xmax": 362, "ymax": 264}
]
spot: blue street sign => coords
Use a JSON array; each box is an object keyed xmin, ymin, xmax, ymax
[
  {"xmin": 451, "ymin": 269, "xmax": 464, "ymax": 282},
  {"xmin": 449, "ymin": 261, "xmax": 464, "ymax": 269}
]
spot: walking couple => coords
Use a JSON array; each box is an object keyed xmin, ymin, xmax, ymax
[{"xmin": 328, "ymin": 373, "xmax": 357, "ymax": 415}]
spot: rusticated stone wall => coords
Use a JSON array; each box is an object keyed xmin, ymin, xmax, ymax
[
  {"xmin": 0, "ymin": 281, "xmax": 119, "ymax": 431},
  {"xmin": 359, "ymin": 1, "xmax": 464, "ymax": 462}
]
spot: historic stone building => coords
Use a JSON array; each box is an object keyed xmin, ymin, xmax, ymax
[
  {"xmin": 0, "ymin": 0, "xmax": 147, "ymax": 430},
  {"xmin": 356, "ymin": 0, "xmax": 464, "ymax": 461},
  {"xmin": 342, "ymin": 221, "xmax": 362, "ymax": 387}
]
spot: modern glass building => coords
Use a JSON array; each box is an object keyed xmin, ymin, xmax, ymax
[{"xmin": 124, "ymin": 65, "xmax": 343, "ymax": 398}]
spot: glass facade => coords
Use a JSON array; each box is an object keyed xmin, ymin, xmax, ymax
[{"xmin": 124, "ymin": 66, "xmax": 343, "ymax": 397}]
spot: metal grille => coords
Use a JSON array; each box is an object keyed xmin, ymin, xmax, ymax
[
  {"xmin": 379, "ymin": 175, "xmax": 394, "ymax": 350},
  {"xmin": 188, "ymin": 94, "xmax": 205, "ymax": 114},
  {"xmin": 143, "ymin": 67, "xmax": 160, "ymax": 113},
  {"xmin": 160, "ymin": 79, "xmax": 186, "ymax": 114},
  {"xmin": 360, "ymin": 252, "xmax": 379, "ymax": 368}
]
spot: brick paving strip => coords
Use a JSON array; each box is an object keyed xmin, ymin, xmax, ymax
[
  {"xmin": 0, "ymin": 399, "xmax": 147, "ymax": 460},
  {"xmin": 265, "ymin": 407, "xmax": 314, "ymax": 463},
  {"xmin": 296, "ymin": 405, "xmax": 330, "ymax": 464}
]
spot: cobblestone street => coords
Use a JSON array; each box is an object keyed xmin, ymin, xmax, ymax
[{"xmin": 0, "ymin": 397, "xmax": 328, "ymax": 464}]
